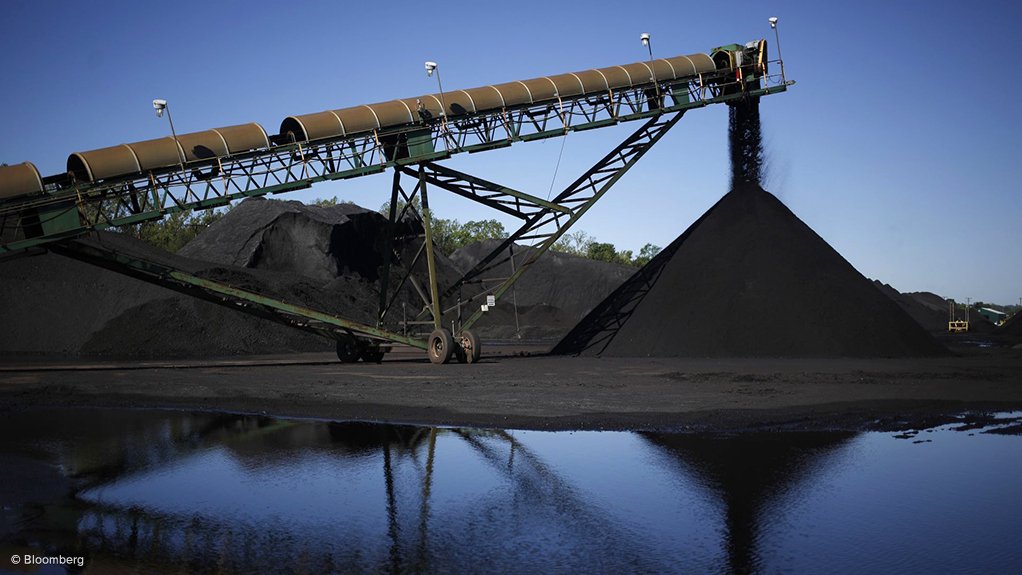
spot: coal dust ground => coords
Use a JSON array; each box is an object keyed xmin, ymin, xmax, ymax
[{"xmin": 1, "ymin": 349, "xmax": 1020, "ymax": 432}]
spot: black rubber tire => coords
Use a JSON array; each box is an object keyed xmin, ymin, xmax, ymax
[
  {"xmin": 427, "ymin": 328, "xmax": 454, "ymax": 364},
  {"xmin": 335, "ymin": 336, "xmax": 360, "ymax": 363},
  {"xmin": 460, "ymin": 330, "xmax": 481, "ymax": 364},
  {"xmin": 360, "ymin": 347, "xmax": 385, "ymax": 364}
]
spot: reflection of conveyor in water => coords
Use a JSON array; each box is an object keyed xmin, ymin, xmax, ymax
[
  {"xmin": 642, "ymin": 431, "xmax": 856, "ymax": 574},
  {"xmin": 72, "ymin": 419, "xmax": 437, "ymax": 573},
  {"xmin": 451, "ymin": 428, "xmax": 662, "ymax": 572}
]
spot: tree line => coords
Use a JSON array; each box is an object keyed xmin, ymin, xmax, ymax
[{"xmin": 123, "ymin": 195, "xmax": 661, "ymax": 267}]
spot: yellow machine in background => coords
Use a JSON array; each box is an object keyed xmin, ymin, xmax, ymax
[{"xmin": 948, "ymin": 300, "xmax": 969, "ymax": 333}]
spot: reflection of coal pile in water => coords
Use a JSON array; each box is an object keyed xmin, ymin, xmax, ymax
[
  {"xmin": 643, "ymin": 431, "xmax": 856, "ymax": 574},
  {"xmin": 729, "ymin": 97, "xmax": 764, "ymax": 187},
  {"xmin": 554, "ymin": 184, "xmax": 948, "ymax": 357}
]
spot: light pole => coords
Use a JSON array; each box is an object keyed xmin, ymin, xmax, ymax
[
  {"xmin": 640, "ymin": 33, "xmax": 661, "ymax": 106},
  {"xmin": 425, "ymin": 61, "xmax": 451, "ymax": 149},
  {"xmin": 153, "ymin": 98, "xmax": 184, "ymax": 169},
  {"xmin": 768, "ymin": 16, "xmax": 786, "ymax": 84}
]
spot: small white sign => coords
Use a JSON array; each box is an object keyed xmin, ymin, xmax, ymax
[
  {"xmin": 481, "ymin": 304, "xmax": 489, "ymax": 312},
  {"xmin": 486, "ymin": 294, "xmax": 496, "ymax": 307}
]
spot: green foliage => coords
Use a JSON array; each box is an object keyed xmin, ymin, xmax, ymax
[
  {"xmin": 375, "ymin": 199, "xmax": 660, "ymax": 265},
  {"xmin": 127, "ymin": 208, "xmax": 225, "ymax": 253},
  {"xmin": 433, "ymin": 218, "xmax": 507, "ymax": 255},
  {"xmin": 313, "ymin": 196, "xmax": 354, "ymax": 207},
  {"xmin": 558, "ymin": 234, "xmax": 660, "ymax": 267},
  {"xmin": 633, "ymin": 243, "xmax": 662, "ymax": 267},
  {"xmin": 586, "ymin": 242, "xmax": 620, "ymax": 263},
  {"xmin": 379, "ymin": 196, "xmax": 422, "ymax": 220},
  {"xmin": 552, "ymin": 230, "xmax": 594, "ymax": 256},
  {"xmin": 379, "ymin": 198, "xmax": 506, "ymax": 256}
]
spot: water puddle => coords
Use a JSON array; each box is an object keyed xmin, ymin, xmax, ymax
[{"xmin": 1, "ymin": 408, "xmax": 1020, "ymax": 574}]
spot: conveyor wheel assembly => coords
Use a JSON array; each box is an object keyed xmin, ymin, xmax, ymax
[
  {"xmin": 459, "ymin": 330, "xmax": 481, "ymax": 364},
  {"xmin": 428, "ymin": 328, "xmax": 455, "ymax": 364},
  {"xmin": 336, "ymin": 336, "xmax": 361, "ymax": 363},
  {"xmin": 360, "ymin": 345, "xmax": 386, "ymax": 364}
]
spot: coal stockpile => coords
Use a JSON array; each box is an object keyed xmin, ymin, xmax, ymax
[
  {"xmin": 0, "ymin": 241, "xmax": 338, "ymax": 359},
  {"xmin": 1, "ymin": 195, "xmax": 617, "ymax": 359},
  {"xmin": 553, "ymin": 184, "xmax": 948, "ymax": 358},
  {"xmin": 872, "ymin": 281, "xmax": 997, "ymax": 334},
  {"xmin": 450, "ymin": 240, "xmax": 634, "ymax": 339},
  {"xmin": 0, "ymin": 199, "xmax": 421, "ymax": 359},
  {"xmin": 180, "ymin": 199, "xmax": 393, "ymax": 283},
  {"xmin": 999, "ymin": 312, "xmax": 1022, "ymax": 341}
]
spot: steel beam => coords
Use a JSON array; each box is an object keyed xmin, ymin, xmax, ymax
[
  {"xmin": 456, "ymin": 112, "xmax": 684, "ymax": 331},
  {"xmin": 52, "ymin": 238, "xmax": 427, "ymax": 350},
  {"xmin": 0, "ymin": 75, "xmax": 790, "ymax": 254},
  {"xmin": 401, "ymin": 163, "xmax": 571, "ymax": 220},
  {"xmin": 0, "ymin": 70, "xmax": 792, "ymax": 358}
]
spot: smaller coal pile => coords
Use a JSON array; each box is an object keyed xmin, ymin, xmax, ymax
[
  {"xmin": 998, "ymin": 312, "xmax": 1022, "ymax": 344},
  {"xmin": 554, "ymin": 185, "xmax": 948, "ymax": 358},
  {"xmin": 873, "ymin": 282, "xmax": 997, "ymax": 334},
  {"xmin": 450, "ymin": 240, "xmax": 634, "ymax": 339}
]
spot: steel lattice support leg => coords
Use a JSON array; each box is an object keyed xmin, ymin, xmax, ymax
[
  {"xmin": 417, "ymin": 167, "xmax": 443, "ymax": 329},
  {"xmin": 447, "ymin": 112, "xmax": 683, "ymax": 308},
  {"xmin": 398, "ymin": 112, "xmax": 683, "ymax": 329}
]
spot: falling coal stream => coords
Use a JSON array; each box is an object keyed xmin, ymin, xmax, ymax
[{"xmin": 729, "ymin": 97, "xmax": 764, "ymax": 187}]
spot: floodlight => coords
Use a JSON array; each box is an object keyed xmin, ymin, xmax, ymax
[
  {"xmin": 640, "ymin": 33, "xmax": 650, "ymax": 47},
  {"xmin": 425, "ymin": 61, "xmax": 437, "ymax": 77},
  {"xmin": 769, "ymin": 17, "xmax": 778, "ymax": 29}
]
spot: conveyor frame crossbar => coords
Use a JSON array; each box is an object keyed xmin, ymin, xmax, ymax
[{"xmin": 51, "ymin": 239, "xmax": 427, "ymax": 350}]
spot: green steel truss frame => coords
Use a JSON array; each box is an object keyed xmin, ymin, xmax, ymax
[
  {"xmin": 0, "ymin": 65, "xmax": 791, "ymax": 360},
  {"xmin": 398, "ymin": 111, "xmax": 685, "ymax": 334}
]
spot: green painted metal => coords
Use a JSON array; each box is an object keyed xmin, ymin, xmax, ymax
[
  {"xmin": 0, "ymin": 58, "xmax": 792, "ymax": 356},
  {"xmin": 458, "ymin": 112, "xmax": 684, "ymax": 332},
  {"xmin": 166, "ymin": 270, "xmax": 426, "ymax": 349},
  {"xmin": 417, "ymin": 169, "xmax": 443, "ymax": 330},
  {"xmin": 461, "ymin": 140, "xmax": 512, "ymax": 154},
  {"xmin": 53, "ymin": 239, "xmax": 428, "ymax": 350},
  {"xmin": 406, "ymin": 163, "xmax": 571, "ymax": 218}
]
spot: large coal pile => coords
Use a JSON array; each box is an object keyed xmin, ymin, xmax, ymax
[
  {"xmin": 0, "ymin": 198, "xmax": 460, "ymax": 359},
  {"xmin": 180, "ymin": 199, "xmax": 390, "ymax": 283},
  {"xmin": 0, "ymin": 236, "xmax": 339, "ymax": 359},
  {"xmin": 554, "ymin": 185, "xmax": 948, "ymax": 357},
  {"xmin": 449, "ymin": 240, "xmax": 634, "ymax": 339},
  {"xmin": 0, "ymin": 250, "xmax": 172, "ymax": 358}
]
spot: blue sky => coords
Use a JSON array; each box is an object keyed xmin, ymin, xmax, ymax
[{"xmin": 2, "ymin": 1, "xmax": 1019, "ymax": 304}]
